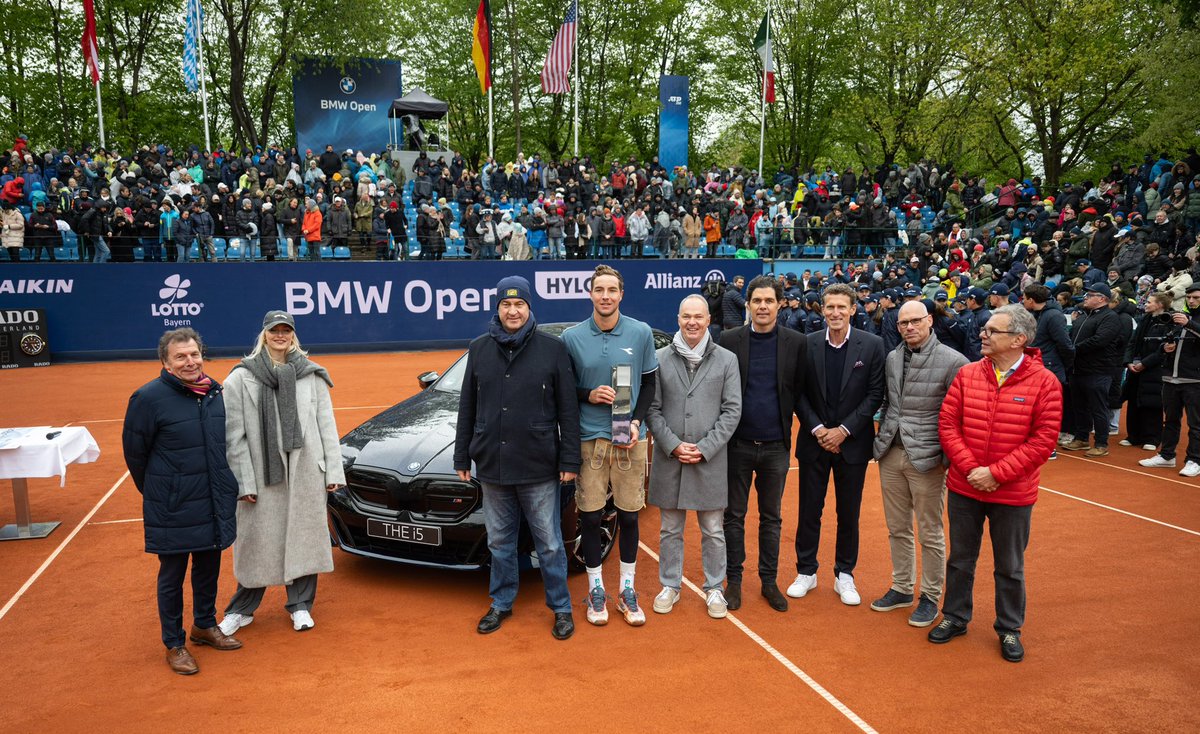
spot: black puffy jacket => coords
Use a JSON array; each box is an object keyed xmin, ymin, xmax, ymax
[{"xmin": 122, "ymin": 370, "xmax": 238, "ymax": 555}]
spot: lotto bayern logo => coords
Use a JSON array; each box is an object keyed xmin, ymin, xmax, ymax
[
  {"xmin": 159, "ymin": 274, "xmax": 190, "ymax": 303},
  {"xmin": 339, "ymin": 76, "xmax": 356, "ymax": 94}
]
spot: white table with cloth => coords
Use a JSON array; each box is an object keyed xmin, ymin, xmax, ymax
[{"xmin": 0, "ymin": 427, "xmax": 101, "ymax": 540}]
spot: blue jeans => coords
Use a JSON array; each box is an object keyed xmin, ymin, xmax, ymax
[
  {"xmin": 93, "ymin": 235, "xmax": 110, "ymax": 263},
  {"xmin": 481, "ymin": 479, "xmax": 572, "ymax": 613}
]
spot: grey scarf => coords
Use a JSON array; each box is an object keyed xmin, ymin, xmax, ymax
[
  {"xmin": 235, "ymin": 349, "xmax": 332, "ymax": 486},
  {"xmin": 671, "ymin": 329, "xmax": 710, "ymax": 371}
]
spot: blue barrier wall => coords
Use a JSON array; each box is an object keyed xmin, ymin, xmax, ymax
[{"xmin": 0, "ymin": 260, "xmax": 761, "ymax": 360}]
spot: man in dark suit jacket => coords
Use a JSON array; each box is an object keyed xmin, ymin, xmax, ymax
[
  {"xmin": 788, "ymin": 283, "xmax": 885, "ymax": 607},
  {"xmin": 719, "ymin": 275, "xmax": 807, "ymax": 612}
]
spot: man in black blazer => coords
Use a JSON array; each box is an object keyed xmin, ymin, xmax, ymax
[
  {"xmin": 719, "ymin": 275, "xmax": 807, "ymax": 612},
  {"xmin": 789, "ymin": 283, "xmax": 885, "ymax": 607}
]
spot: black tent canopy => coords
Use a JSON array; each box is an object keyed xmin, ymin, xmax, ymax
[{"xmin": 387, "ymin": 88, "xmax": 448, "ymax": 119}]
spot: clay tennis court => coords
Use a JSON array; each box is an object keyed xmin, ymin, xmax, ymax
[{"xmin": 1, "ymin": 352, "xmax": 1197, "ymax": 732}]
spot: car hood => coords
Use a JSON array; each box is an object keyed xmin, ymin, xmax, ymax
[{"xmin": 340, "ymin": 388, "xmax": 460, "ymax": 477}]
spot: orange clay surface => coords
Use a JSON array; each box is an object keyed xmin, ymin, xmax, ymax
[{"xmin": 1, "ymin": 352, "xmax": 1197, "ymax": 733}]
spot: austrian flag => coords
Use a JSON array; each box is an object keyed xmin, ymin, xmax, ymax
[{"xmin": 754, "ymin": 10, "xmax": 775, "ymax": 103}]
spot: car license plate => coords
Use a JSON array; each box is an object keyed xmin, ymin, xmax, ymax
[{"xmin": 366, "ymin": 519, "xmax": 442, "ymax": 546}]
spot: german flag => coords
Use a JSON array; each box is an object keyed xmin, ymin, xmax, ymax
[{"xmin": 472, "ymin": 0, "xmax": 492, "ymax": 94}]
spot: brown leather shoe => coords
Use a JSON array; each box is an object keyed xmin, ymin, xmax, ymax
[
  {"xmin": 189, "ymin": 625, "xmax": 243, "ymax": 651},
  {"xmin": 166, "ymin": 646, "xmax": 199, "ymax": 675}
]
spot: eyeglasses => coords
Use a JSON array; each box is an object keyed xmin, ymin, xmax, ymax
[
  {"xmin": 898, "ymin": 317, "xmax": 928, "ymax": 328},
  {"xmin": 980, "ymin": 327, "xmax": 1015, "ymax": 337}
]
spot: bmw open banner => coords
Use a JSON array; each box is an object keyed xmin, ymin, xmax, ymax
[
  {"xmin": 292, "ymin": 57, "xmax": 403, "ymax": 156},
  {"xmin": 0, "ymin": 261, "xmax": 760, "ymax": 360}
]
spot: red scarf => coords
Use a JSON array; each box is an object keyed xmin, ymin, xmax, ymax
[{"xmin": 180, "ymin": 374, "xmax": 214, "ymax": 395}]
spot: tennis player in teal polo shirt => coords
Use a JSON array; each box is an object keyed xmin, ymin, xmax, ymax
[{"xmin": 562, "ymin": 264, "xmax": 659, "ymax": 627}]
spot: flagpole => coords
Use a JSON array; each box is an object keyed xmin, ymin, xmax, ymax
[
  {"xmin": 94, "ymin": 80, "xmax": 106, "ymax": 149},
  {"xmin": 572, "ymin": 0, "xmax": 579, "ymax": 157},
  {"xmin": 758, "ymin": 7, "xmax": 767, "ymax": 177},
  {"xmin": 195, "ymin": 0, "xmax": 212, "ymax": 151},
  {"xmin": 488, "ymin": 86, "xmax": 494, "ymax": 159}
]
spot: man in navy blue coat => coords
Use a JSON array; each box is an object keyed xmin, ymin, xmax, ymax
[
  {"xmin": 789, "ymin": 284, "xmax": 886, "ymax": 607},
  {"xmin": 123, "ymin": 327, "xmax": 242, "ymax": 675},
  {"xmin": 454, "ymin": 276, "xmax": 582, "ymax": 640}
]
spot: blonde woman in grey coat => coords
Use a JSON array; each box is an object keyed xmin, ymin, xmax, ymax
[{"xmin": 218, "ymin": 310, "xmax": 345, "ymax": 634}]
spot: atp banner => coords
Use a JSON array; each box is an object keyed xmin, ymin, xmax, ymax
[
  {"xmin": 658, "ymin": 75, "xmax": 689, "ymax": 174},
  {"xmin": 0, "ymin": 260, "xmax": 760, "ymax": 360},
  {"xmin": 293, "ymin": 57, "xmax": 403, "ymax": 156}
]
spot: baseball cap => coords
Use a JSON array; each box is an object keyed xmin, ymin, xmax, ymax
[
  {"xmin": 1084, "ymin": 283, "xmax": 1112, "ymax": 299},
  {"xmin": 989, "ymin": 284, "xmax": 1010, "ymax": 296},
  {"xmin": 262, "ymin": 310, "xmax": 295, "ymax": 330}
]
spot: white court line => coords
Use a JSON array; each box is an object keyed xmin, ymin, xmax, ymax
[
  {"xmin": 1054, "ymin": 452, "xmax": 1200, "ymax": 489},
  {"xmin": 88, "ymin": 518, "xmax": 142, "ymax": 526},
  {"xmin": 637, "ymin": 541, "xmax": 877, "ymax": 734},
  {"xmin": 1039, "ymin": 485, "xmax": 1200, "ymax": 537},
  {"xmin": 74, "ymin": 404, "xmax": 393, "ymax": 425},
  {"xmin": 0, "ymin": 471, "xmax": 130, "ymax": 623}
]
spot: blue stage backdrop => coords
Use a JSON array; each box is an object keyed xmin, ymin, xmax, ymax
[
  {"xmin": 293, "ymin": 57, "xmax": 403, "ymax": 156},
  {"xmin": 658, "ymin": 76, "xmax": 689, "ymax": 174},
  {"xmin": 0, "ymin": 261, "xmax": 760, "ymax": 360}
]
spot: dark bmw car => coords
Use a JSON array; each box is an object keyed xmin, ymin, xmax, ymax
[{"xmin": 327, "ymin": 323, "xmax": 671, "ymax": 571}]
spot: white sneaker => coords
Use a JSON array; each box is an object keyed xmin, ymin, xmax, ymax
[
  {"xmin": 218, "ymin": 613, "xmax": 253, "ymax": 636},
  {"xmin": 706, "ymin": 588, "xmax": 728, "ymax": 619},
  {"xmin": 652, "ymin": 587, "xmax": 680, "ymax": 614},
  {"xmin": 1142, "ymin": 444, "xmax": 1158, "ymax": 451},
  {"xmin": 1140, "ymin": 455, "xmax": 1176, "ymax": 468},
  {"xmin": 786, "ymin": 573, "xmax": 818, "ymax": 598},
  {"xmin": 290, "ymin": 609, "xmax": 314, "ymax": 631},
  {"xmin": 585, "ymin": 585, "xmax": 609, "ymax": 626},
  {"xmin": 834, "ymin": 573, "xmax": 861, "ymax": 606},
  {"xmin": 1118, "ymin": 439, "xmax": 1133, "ymax": 447},
  {"xmin": 1180, "ymin": 461, "xmax": 1200, "ymax": 477}
]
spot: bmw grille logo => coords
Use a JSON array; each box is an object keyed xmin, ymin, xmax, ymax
[
  {"xmin": 407, "ymin": 462, "xmax": 421, "ymax": 472},
  {"xmin": 339, "ymin": 76, "xmax": 356, "ymax": 94}
]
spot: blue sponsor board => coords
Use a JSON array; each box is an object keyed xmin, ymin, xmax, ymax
[
  {"xmin": 658, "ymin": 76, "xmax": 689, "ymax": 174},
  {"xmin": 0, "ymin": 260, "xmax": 760, "ymax": 360},
  {"xmin": 293, "ymin": 57, "xmax": 403, "ymax": 156}
]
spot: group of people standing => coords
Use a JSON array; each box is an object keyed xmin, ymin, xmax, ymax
[
  {"xmin": 122, "ymin": 311, "xmax": 345, "ymax": 675},
  {"xmin": 454, "ymin": 266, "xmax": 1060, "ymax": 664}
]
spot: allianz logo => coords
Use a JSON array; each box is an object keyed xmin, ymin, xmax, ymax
[
  {"xmin": 535, "ymin": 269, "xmax": 728, "ymax": 299},
  {"xmin": 151, "ymin": 274, "xmax": 205, "ymax": 316}
]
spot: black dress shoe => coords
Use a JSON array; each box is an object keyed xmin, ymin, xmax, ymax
[
  {"xmin": 477, "ymin": 607, "xmax": 512, "ymax": 634},
  {"xmin": 999, "ymin": 633, "xmax": 1024, "ymax": 662},
  {"xmin": 725, "ymin": 581, "xmax": 742, "ymax": 611},
  {"xmin": 927, "ymin": 618, "xmax": 968, "ymax": 644},
  {"xmin": 551, "ymin": 612, "xmax": 575, "ymax": 640},
  {"xmin": 761, "ymin": 583, "xmax": 789, "ymax": 612}
]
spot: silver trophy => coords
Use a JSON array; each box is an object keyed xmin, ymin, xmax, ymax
[{"xmin": 611, "ymin": 364, "xmax": 633, "ymax": 446}]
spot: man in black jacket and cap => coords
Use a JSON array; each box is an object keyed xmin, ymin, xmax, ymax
[
  {"xmin": 454, "ymin": 276, "xmax": 581, "ymax": 640},
  {"xmin": 1061, "ymin": 283, "xmax": 1121, "ymax": 457}
]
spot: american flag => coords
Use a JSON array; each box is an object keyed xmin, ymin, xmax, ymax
[{"xmin": 540, "ymin": 0, "xmax": 577, "ymax": 94}]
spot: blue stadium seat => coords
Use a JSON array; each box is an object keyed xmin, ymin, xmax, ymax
[
  {"xmin": 188, "ymin": 243, "xmax": 201, "ymax": 260},
  {"xmin": 17, "ymin": 204, "xmax": 30, "ymax": 217},
  {"xmin": 333, "ymin": 245, "xmax": 351, "ymax": 259},
  {"xmin": 320, "ymin": 245, "xmax": 333, "ymax": 259},
  {"xmin": 699, "ymin": 244, "xmax": 708, "ymax": 256},
  {"xmin": 225, "ymin": 240, "xmax": 242, "ymax": 260},
  {"xmin": 298, "ymin": 242, "xmax": 309, "ymax": 258},
  {"xmin": 212, "ymin": 237, "xmax": 227, "ymax": 259},
  {"xmin": 133, "ymin": 246, "xmax": 145, "ymax": 260},
  {"xmin": 54, "ymin": 247, "xmax": 70, "ymax": 260}
]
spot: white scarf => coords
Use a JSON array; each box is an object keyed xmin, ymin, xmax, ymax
[{"xmin": 672, "ymin": 329, "xmax": 710, "ymax": 369}]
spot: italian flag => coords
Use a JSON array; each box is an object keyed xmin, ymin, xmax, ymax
[{"xmin": 754, "ymin": 10, "xmax": 775, "ymax": 103}]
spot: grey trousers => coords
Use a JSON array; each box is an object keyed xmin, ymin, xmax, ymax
[
  {"xmin": 878, "ymin": 446, "xmax": 948, "ymax": 600},
  {"xmin": 659, "ymin": 508, "xmax": 726, "ymax": 592},
  {"xmin": 224, "ymin": 574, "xmax": 318, "ymax": 616}
]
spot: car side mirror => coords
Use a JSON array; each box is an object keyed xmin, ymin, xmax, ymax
[{"xmin": 417, "ymin": 371, "xmax": 439, "ymax": 390}]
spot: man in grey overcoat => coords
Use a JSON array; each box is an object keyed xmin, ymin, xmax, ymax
[{"xmin": 646, "ymin": 294, "xmax": 742, "ymax": 619}]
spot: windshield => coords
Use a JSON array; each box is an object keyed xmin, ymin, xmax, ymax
[{"xmin": 433, "ymin": 353, "xmax": 468, "ymax": 394}]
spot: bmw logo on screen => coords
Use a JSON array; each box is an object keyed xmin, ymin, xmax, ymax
[{"xmin": 339, "ymin": 76, "xmax": 356, "ymax": 95}]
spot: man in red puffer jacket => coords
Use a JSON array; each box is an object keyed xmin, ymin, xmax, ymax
[{"xmin": 929, "ymin": 304, "xmax": 1062, "ymax": 664}]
